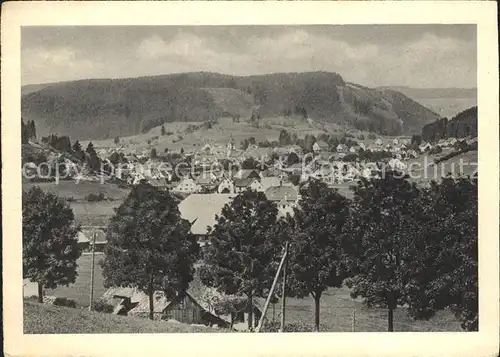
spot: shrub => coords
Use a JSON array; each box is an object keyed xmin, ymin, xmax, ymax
[
  {"xmin": 357, "ymin": 134, "xmax": 365, "ymax": 140},
  {"xmin": 92, "ymin": 300, "xmax": 114, "ymax": 313},
  {"xmin": 43, "ymin": 296, "xmax": 77, "ymax": 308},
  {"xmin": 85, "ymin": 193, "xmax": 105, "ymax": 202},
  {"xmin": 261, "ymin": 321, "xmax": 322, "ymax": 332}
]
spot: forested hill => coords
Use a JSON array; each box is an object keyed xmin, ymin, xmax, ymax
[
  {"xmin": 421, "ymin": 106, "xmax": 478, "ymax": 143},
  {"xmin": 22, "ymin": 71, "xmax": 440, "ymax": 140}
]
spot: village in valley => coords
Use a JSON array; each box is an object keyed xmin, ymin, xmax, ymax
[{"xmin": 21, "ymin": 25, "xmax": 479, "ymax": 334}]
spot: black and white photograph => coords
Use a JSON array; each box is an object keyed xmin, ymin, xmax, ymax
[{"xmin": 2, "ymin": 1, "xmax": 499, "ymax": 357}]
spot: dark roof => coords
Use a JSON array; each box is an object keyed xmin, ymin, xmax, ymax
[
  {"xmin": 233, "ymin": 177, "xmax": 255, "ymax": 187},
  {"xmin": 147, "ymin": 178, "xmax": 169, "ymax": 187}
]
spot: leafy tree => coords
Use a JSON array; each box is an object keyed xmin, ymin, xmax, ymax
[
  {"xmin": 241, "ymin": 157, "xmax": 260, "ymax": 170},
  {"xmin": 23, "ymin": 186, "xmax": 81, "ymax": 302},
  {"xmin": 180, "ymin": 148, "xmax": 185, "ymax": 155},
  {"xmin": 288, "ymin": 174, "xmax": 301, "ymax": 186},
  {"xmin": 341, "ymin": 171, "xmax": 421, "ymax": 331},
  {"xmin": 72, "ymin": 140, "xmax": 86, "ymax": 162},
  {"xmin": 200, "ymin": 288, "xmax": 247, "ymax": 328},
  {"xmin": 150, "ymin": 148, "xmax": 157, "ymax": 158},
  {"xmin": 161, "ymin": 125, "xmax": 166, "ymax": 136},
  {"xmin": 302, "ymin": 134, "xmax": 317, "ymax": 153},
  {"xmin": 85, "ymin": 142, "xmax": 101, "ymax": 172},
  {"xmin": 411, "ymin": 135, "xmax": 422, "ymax": 146},
  {"xmin": 279, "ymin": 130, "xmax": 292, "ymax": 146},
  {"xmin": 114, "ymin": 136, "xmax": 120, "ymax": 145},
  {"xmin": 404, "ymin": 176, "xmax": 478, "ymax": 330},
  {"xmin": 199, "ymin": 189, "xmax": 281, "ymax": 330},
  {"xmin": 240, "ymin": 139, "xmax": 250, "ymax": 151},
  {"xmin": 286, "ymin": 179, "xmax": 350, "ymax": 331},
  {"xmin": 287, "ymin": 152, "xmax": 300, "ymax": 166},
  {"xmin": 101, "ymin": 182, "xmax": 198, "ymax": 320},
  {"xmin": 21, "ymin": 119, "xmax": 29, "ymax": 144}
]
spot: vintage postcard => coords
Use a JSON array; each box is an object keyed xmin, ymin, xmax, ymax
[{"xmin": 2, "ymin": 1, "xmax": 499, "ymax": 357}]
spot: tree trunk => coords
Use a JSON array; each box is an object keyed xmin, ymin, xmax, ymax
[
  {"xmin": 314, "ymin": 292, "xmax": 321, "ymax": 332},
  {"xmin": 149, "ymin": 275, "xmax": 154, "ymax": 320},
  {"xmin": 388, "ymin": 307, "xmax": 394, "ymax": 332},
  {"xmin": 38, "ymin": 283, "xmax": 43, "ymax": 303},
  {"xmin": 247, "ymin": 290, "xmax": 253, "ymax": 331}
]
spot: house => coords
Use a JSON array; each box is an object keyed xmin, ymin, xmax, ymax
[
  {"xmin": 233, "ymin": 169, "xmax": 261, "ymax": 180},
  {"xmin": 233, "ymin": 177, "xmax": 263, "ymax": 193},
  {"xmin": 336, "ymin": 144, "xmax": 347, "ymax": 153},
  {"xmin": 195, "ymin": 172, "xmax": 218, "ymax": 189},
  {"xmin": 173, "ymin": 176, "xmax": 202, "ymax": 194},
  {"xmin": 100, "ymin": 268, "xmax": 263, "ymax": 330},
  {"xmin": 375, "ymin": 138, "xmax": 383, "ymax": 146},
  {"xmin": 388, "ymin": 158, "xmax": 406, "ymax": 171},
  {"xmin": 147, "ymin": 178, "xmax": 169, "ymax": 191},
  {"xmin": 392, "ymin": 138, "xmax": 399, "ymax": 146},
  {"xmin": 349, "ymin": 146, "xmax": 357, "ymax": 153},
  {"xmin": 217, "ymin": 177, "xmax": 235, "ymax": 194},
  {"xmin": 316, "ymin": 140, "xmax": 330, "ymax": 151},
  {"xmin": 179, "ymin": 194, "xmax": 234, "ymax": 245},
  {"xmin": 419, "ymin": 142, "xmax": 432, "ymax": 153},
  {"xmin": 358, "ymin": 142, "xmax": 366, "ymax": 151},
  {"xmin": 77, "ymin": 227, "xmax": 107, "ymax": 252},
  {"xmin": 287, "ymin": 145, "xmax": 304, "ymax": 156},
  {"xmin": 265, "ymin": 185, "xmax": 299, "ymax": 205},
  {"xmin": 260, "ymin": 176, "xmax": 282, "ymax": 191}
]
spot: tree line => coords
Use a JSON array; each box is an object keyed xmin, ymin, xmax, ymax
[
  {"xmin": 23, "ymin": 171, "xmax": 477, "ymax": 331},
  {"xmin": 21, "ymin": 119, "xmax": 37, "ymax": 144},
  {"xmin": 421, "ymin": 106, "xmax": 477, "ymax": 143}
]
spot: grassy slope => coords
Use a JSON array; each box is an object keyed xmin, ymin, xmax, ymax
[{"xmin": 24, "ymin": 301, "xmax": 225, "ymax": 334}]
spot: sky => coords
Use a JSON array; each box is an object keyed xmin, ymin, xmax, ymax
[{"xmin": 21, "ymin": 25, "xmax": 476, "ymax": 88}]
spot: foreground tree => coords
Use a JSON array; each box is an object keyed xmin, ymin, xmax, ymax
[
  {"xmin": 23, "ymin": 187, "xmax": 81, "ymax": 302},
  {"xmin": 199, "ymin": 189, "xmax": 281, "ymax": 330},
  {"xmin": 341, "ymin": 171, "xmax": 421, "ymax": 331},
  {"xmin": 286, "ymin": 179, "xmax": 350, "ymax": 331},
  {"xmin": 404, "ymin": 176, "xmax": 478, "ymax": 330},
  {"xmin": 101, "ymin": 182, "xmax": 198, "ymax": 320}
]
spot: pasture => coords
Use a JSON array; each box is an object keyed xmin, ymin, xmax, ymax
[
  {"xmin": 24, "ymin": 254, "xmax": 462, "ymax": 332},
  {"xmin": 22, "ymin": 181, "xmax": 130, "ymax": 201}
]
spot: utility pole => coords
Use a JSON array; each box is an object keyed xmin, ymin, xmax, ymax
[
  {"xmin": 255, "ymin": 244, "xmax": 288, "ymax": 332},
  {"xmin": 88, "ymin": 229, "xmax": 96, "ymax": 312},
  {"xmin": 279, "ymin": 241, "xmax": 289, "ymax": 332}
]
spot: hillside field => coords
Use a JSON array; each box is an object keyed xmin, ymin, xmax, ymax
[
  {"xmin": 22, "ymin": 181, "xmax": 130, "ymax": 201},
  {"xmin": 24, "ymin": 300, "xmax": 226, "ymax": 334}
]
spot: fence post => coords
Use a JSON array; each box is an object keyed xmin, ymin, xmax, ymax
[{"xmin": 351, "ymin": 309, "xmax": 355, "ymax": 332}]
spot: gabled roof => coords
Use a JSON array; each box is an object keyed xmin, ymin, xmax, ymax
[
  {"xmin": 260, "ymin": 176, "xmax": 281, "ymax": 191},
  {"xmin": 178, "ymin": 194, "xmax": 234, "ymax": 235},
  {"xmin": 265, "ymin": 185, "xmax": 299, "ymax": 202},
  {"xmin": 233, "ymin": 177, "xmax": 256, "ymax": 188},
  {"xmin": 77, "ymin": 228, "xmax": 107, "ymax": 244},
  {"xmin": 234, "ymin": 169, "xmax": 261, "ymax": 180}
]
